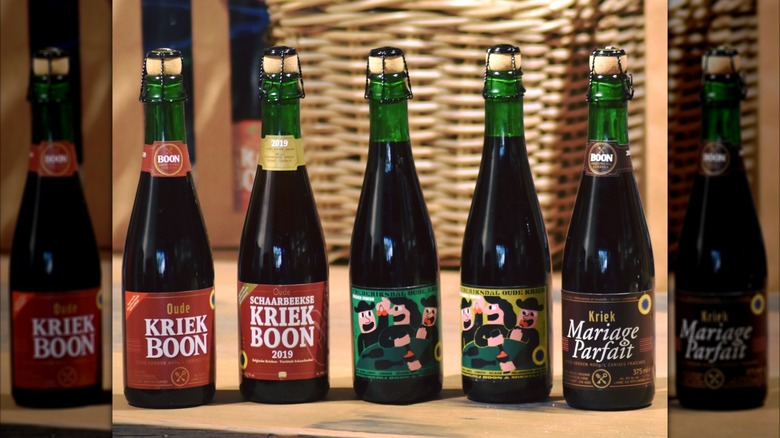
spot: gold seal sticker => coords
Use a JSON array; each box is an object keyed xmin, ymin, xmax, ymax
[
  {"xmin": 700, "ymin": 140, "xmax": 731, "ymax": 176},
  {"xmin": 153, "ymin": 143, "xmax": 185, "ymax": 176},
  {"xmin": 638, "ymin": 293, "xmax": 653, "ymax": 315},
  {"xmin": 751, "ymin": 293, "xmax": 766, "ymax": 315},
  {"xmin": 259, "ymin": 135, "xmax": 304, "ymax": 171}
]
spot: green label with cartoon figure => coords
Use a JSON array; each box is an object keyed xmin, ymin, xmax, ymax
[
  {"xmin": 351, "ymin": 285, "xmax": 441, "ymax": 379},
  {"xmin": 460, "ymin": 285, "xmax": 549, "ymax": 380}
]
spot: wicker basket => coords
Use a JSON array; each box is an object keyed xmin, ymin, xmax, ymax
[
  {"xmin": 266, "ymin": 0, "xmax": 646, "ymax": 266},
  {"xmin": 668, "ymin": 0, "xmax": 758, "ymax": 259}
]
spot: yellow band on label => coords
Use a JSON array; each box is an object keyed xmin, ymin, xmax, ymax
[{"xmin": 259, "ymin": 135, "xmax": 304, "ymax": 171}]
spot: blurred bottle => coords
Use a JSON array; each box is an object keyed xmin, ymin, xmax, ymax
[
  {"xmin": 675, "ymin": 47, "xmax": 767, "ymax": 410},
  {"xmin": 10, "ymin": 48, "xmax": 102, "ymax": 408},
  {"xmin": 228, "ymin": 0, "xmax": 269, "ymax": 211}
]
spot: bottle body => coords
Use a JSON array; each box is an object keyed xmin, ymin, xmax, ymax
[
  {"xmin": 10, "ymin": 68, "xmax": 102, "ymax": 408},
  {"xmin": 561, "ymin": 53, "xmax": 655, "ymax": 411},
  {"xmin": 461, "ymin": 125, "xmax": 552, "ymax": 402},
  {"xmin": 674, "ymin": 72, "xmax": 767, "ymax": 410},
  {"xmin": 350, "ymin": 140, "xmax": 442, "ymax": 404},
  {"xmin": 238, "ymin": 52, "xmax": 329, "ymax": 403},
  {"xmin": 122, "ymin": 52, "xmax": 215, "ymax": 408}
]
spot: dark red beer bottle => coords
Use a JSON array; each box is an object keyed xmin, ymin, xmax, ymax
[
  {"xmin": 10, "ymin": 48, "xmax": 103, "ymax": 408},
  {"xmin": 122, "ymin": 49, "xmax": 216, "ymax": 408},
  {"xmin": 460, "ymin": 45, "xmax": 553, "ymax": 403},
  {"xmin": 561, "ymin": 47, "xmax": 655, "ymax": 411},
  {"xmin": 349, "ymin": 47, "xmax": 442, "ymax": 404},
  {"xmin": 237, "ymin": 47, "xmax": 329, "ymax": 403},
  {"xmin": 675, "ymin": 47, "xmax": 767, "ymax": 410}
]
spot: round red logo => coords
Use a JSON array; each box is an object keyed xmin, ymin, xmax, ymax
[
  {"xmin": 153, "ymin": 143, "xmax": 185, "ymax": 176},
  {"xmin": 39, "ymin": 142, "xmax": 74, "ymax": 176}
]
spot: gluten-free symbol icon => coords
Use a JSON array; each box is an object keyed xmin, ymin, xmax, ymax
[
  {"xmin": 592, "ymin": 369, "xmax": 612, "ymax": 389},
  {"xmin": 704, "ymin": 368, "xmax": 725, "ymax": 390},
  {"xmin": 57, "ymin": 366, "xmax": 78, "ymax": 387},
  {"xmin": 171, "ymin": 367, "xmax": 191, "ymax": 387}
]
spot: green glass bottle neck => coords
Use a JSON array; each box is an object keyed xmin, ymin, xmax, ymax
[
  {"xmin": 587, "ymin": 77, "xmax": 629, "ymax": 144},
  {"xmin": 367, "ymin": 73, "xmax": 410, "ymax": 143},
  {"xmin": 701, "ymin": 77, "xmax": 741, "ymax": 145},
  {"xmin": 484, "ymin": 71, "xmax": 524, "ymax": 138},
  {"xmin": 261, "ymin": 73, "xmax": 302, "ymax": 137},
  {"xmin": 143, "ymin": 75, "xmax": 187, "ymax": 144},
  {"xmin": 30, "ymin": 78, "xmax": 74, "ymax": 144}
]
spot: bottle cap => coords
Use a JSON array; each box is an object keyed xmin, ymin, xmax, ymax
[
  {"xmin": 589, "ymin": 47, "xmax": 628, "ymax": 75},
  {"xmin": 703, "ymin": 46, "xmax": 740, "ymax": 75},
  {"xmin": 368, "ymin": 47, "xmax": 406, "ymax": 74},
  {"xmin": 32, "ymin": 47, "xmax": 69, "ymax": 76},
  {"xmin": 262, "ymin": 46, "xmax": 300, "ymax": 74},
  {"xmin": 486, "ymin": 44, "xmax": 522, "ymax": 71},
  {"xmin": 144, "ymin": 48, "xmax": 183, "ymax": 76}
]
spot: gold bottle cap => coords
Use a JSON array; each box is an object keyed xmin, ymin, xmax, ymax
[
  {"xmin": 32, "ymin": 47, "xmax": 69, "ymax": 76},
  {"xmin": 703, "ymin": 47, "xmax": 740, "ymax": 74},
  {"xmin": 145, "ymin": 48, "xmax": 183, "ymax": 75},
  {"xmin": 589, "ymin": 47, "xmax": 628, "ymax": 75},
  {"xmin": 368, "ymin": 47, "xmax": 405, "ymax": 74},
  {"xmin": 486, "ymin": 44, "xmax": 522, "ymax": 72},
  {"xmin": 263, "ymin": 46, "xmax": 300, "ymax": 74}
]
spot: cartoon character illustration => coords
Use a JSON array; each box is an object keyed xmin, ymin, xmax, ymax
[
  {"xmin": 508, "ymin": 297, "xmax": 544, "ymax": 369},
  {"xmin": 417, "ymin": 295, "xmax": 439, "ymax": 364},
  {"xmin": 461, "ymin": 297, "xmax": 483, "ymax": 349},
  {"xmin": 353, "ymin": 297, "xmax": 390, "ymax": 356},
  {"xmin": 380, "ymin": 297, "xmax": 423, "ymax": 371},
  {"xmin": 468, "ymin": 296, "xmax": 517, "ymax": 371}
]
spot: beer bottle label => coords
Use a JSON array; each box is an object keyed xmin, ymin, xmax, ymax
[
  {"xmin": 12, "ymin": 288, "xmax": 102, "ymax": 389},
  {"xmin": 237, "ymin": 281, "xmax": 328, "ymax": 380},
  {"xmin": 583, "ymin": 140, "xmax": 632, "ymax": 177},
  {"xmin": 38, "ymin": 140, "xmax": 78, "ymax": 177},
  {"xmin": 562, "ymin": 289, "xmax": 654, "ymax": 390},
  {"xmin": 460, "ymin": 285, "xmax": 549, "ymax": 380},
  {"xmin": 124, "ymin": 287, "xmax": 215, "ymax": 390},
  {"xmin": 676, "ymin": 289, "xmax": 767, "ymax": 391},
  {"xmin": 259, "ymin": 135, "xmax": 305, "ymax": 171},
  {"xmin": 698, "ymin": 140, "xmax": 744, "ymax": 176},
  {"xmin": 141, "ymin": 141, "xmax": 192, "ymax": 177},
  {"xmin": 351, "ymin": 285, "xmax": 441, "ymax": 380},
  {"xmin": 28, "ymin": 144, "xmax": 39, "ymax": 173},
  {"xmin": 233, "ymin": 120, "xmax": 262, "ymax": 210}
]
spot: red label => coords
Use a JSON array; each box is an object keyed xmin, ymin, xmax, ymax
[
  {"xmin": 38, "ymin": 141, "xmax": 77, "ymax": 177},
  {"xmin": 232, "ymin": 120, "xmax": 262, "ymax": 211},
  {"xmin": 141, "ymin": 141, "xmax": 192, "ymax": 177},
  {"xmin": 28, "ymin": 144, "xmax": 39, "ymax": 172},
  {"xmin": 124, "ymin": 288, "xmax": 215, "ymax": 390},
  {"xmin": 238, "ymin": 281, "xmax": 328, "ymax": 380},
  {"xmin": 12, "ymin": 288, "xmax": 102, "ymax": 389}
]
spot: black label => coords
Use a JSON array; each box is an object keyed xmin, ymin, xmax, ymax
[
  {"xmin": 562, "ymin": 290, "xmax": 654, "ymax": 390},
  {"xmin": 676, "ymin": 290, "xmax": 767, "ymax": 390},
  {"xmin": 583, "ymin": 141, "xmax": 633, "ymax": 177}
]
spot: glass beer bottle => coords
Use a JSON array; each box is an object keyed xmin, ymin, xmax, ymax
[
  {"xmin": 350, "ymin": 47, "xmax": 442, "ymax": 404},
  {"xmin": 561, "ymin": 47, "xmax": 655, "ymax": 410},
  {"xmin": 675, "ymin": 47, "xmax": 767, "ymax": 410},
  {"xmin": 10, "ymin": 48, "xmax": 102, "ymax": 408},
  {"xmin": 122, "ymin": 49, "xmax": 216, "ymax": 408},
  {"xmin": 238, "ymin": 46, "xmax": 329, "ymax": 403},
  {"xmin": 460, "ymin": 45, "xmax": 552, "ymax": 403}
]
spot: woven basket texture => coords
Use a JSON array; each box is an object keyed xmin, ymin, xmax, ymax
[
  {"xmin": 266, "ymin": 0, "xmax": 647, "ymax": 266},
  {"xmin": 668, "ymin": 0, "xmax": 758, "ymax": 259}
]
